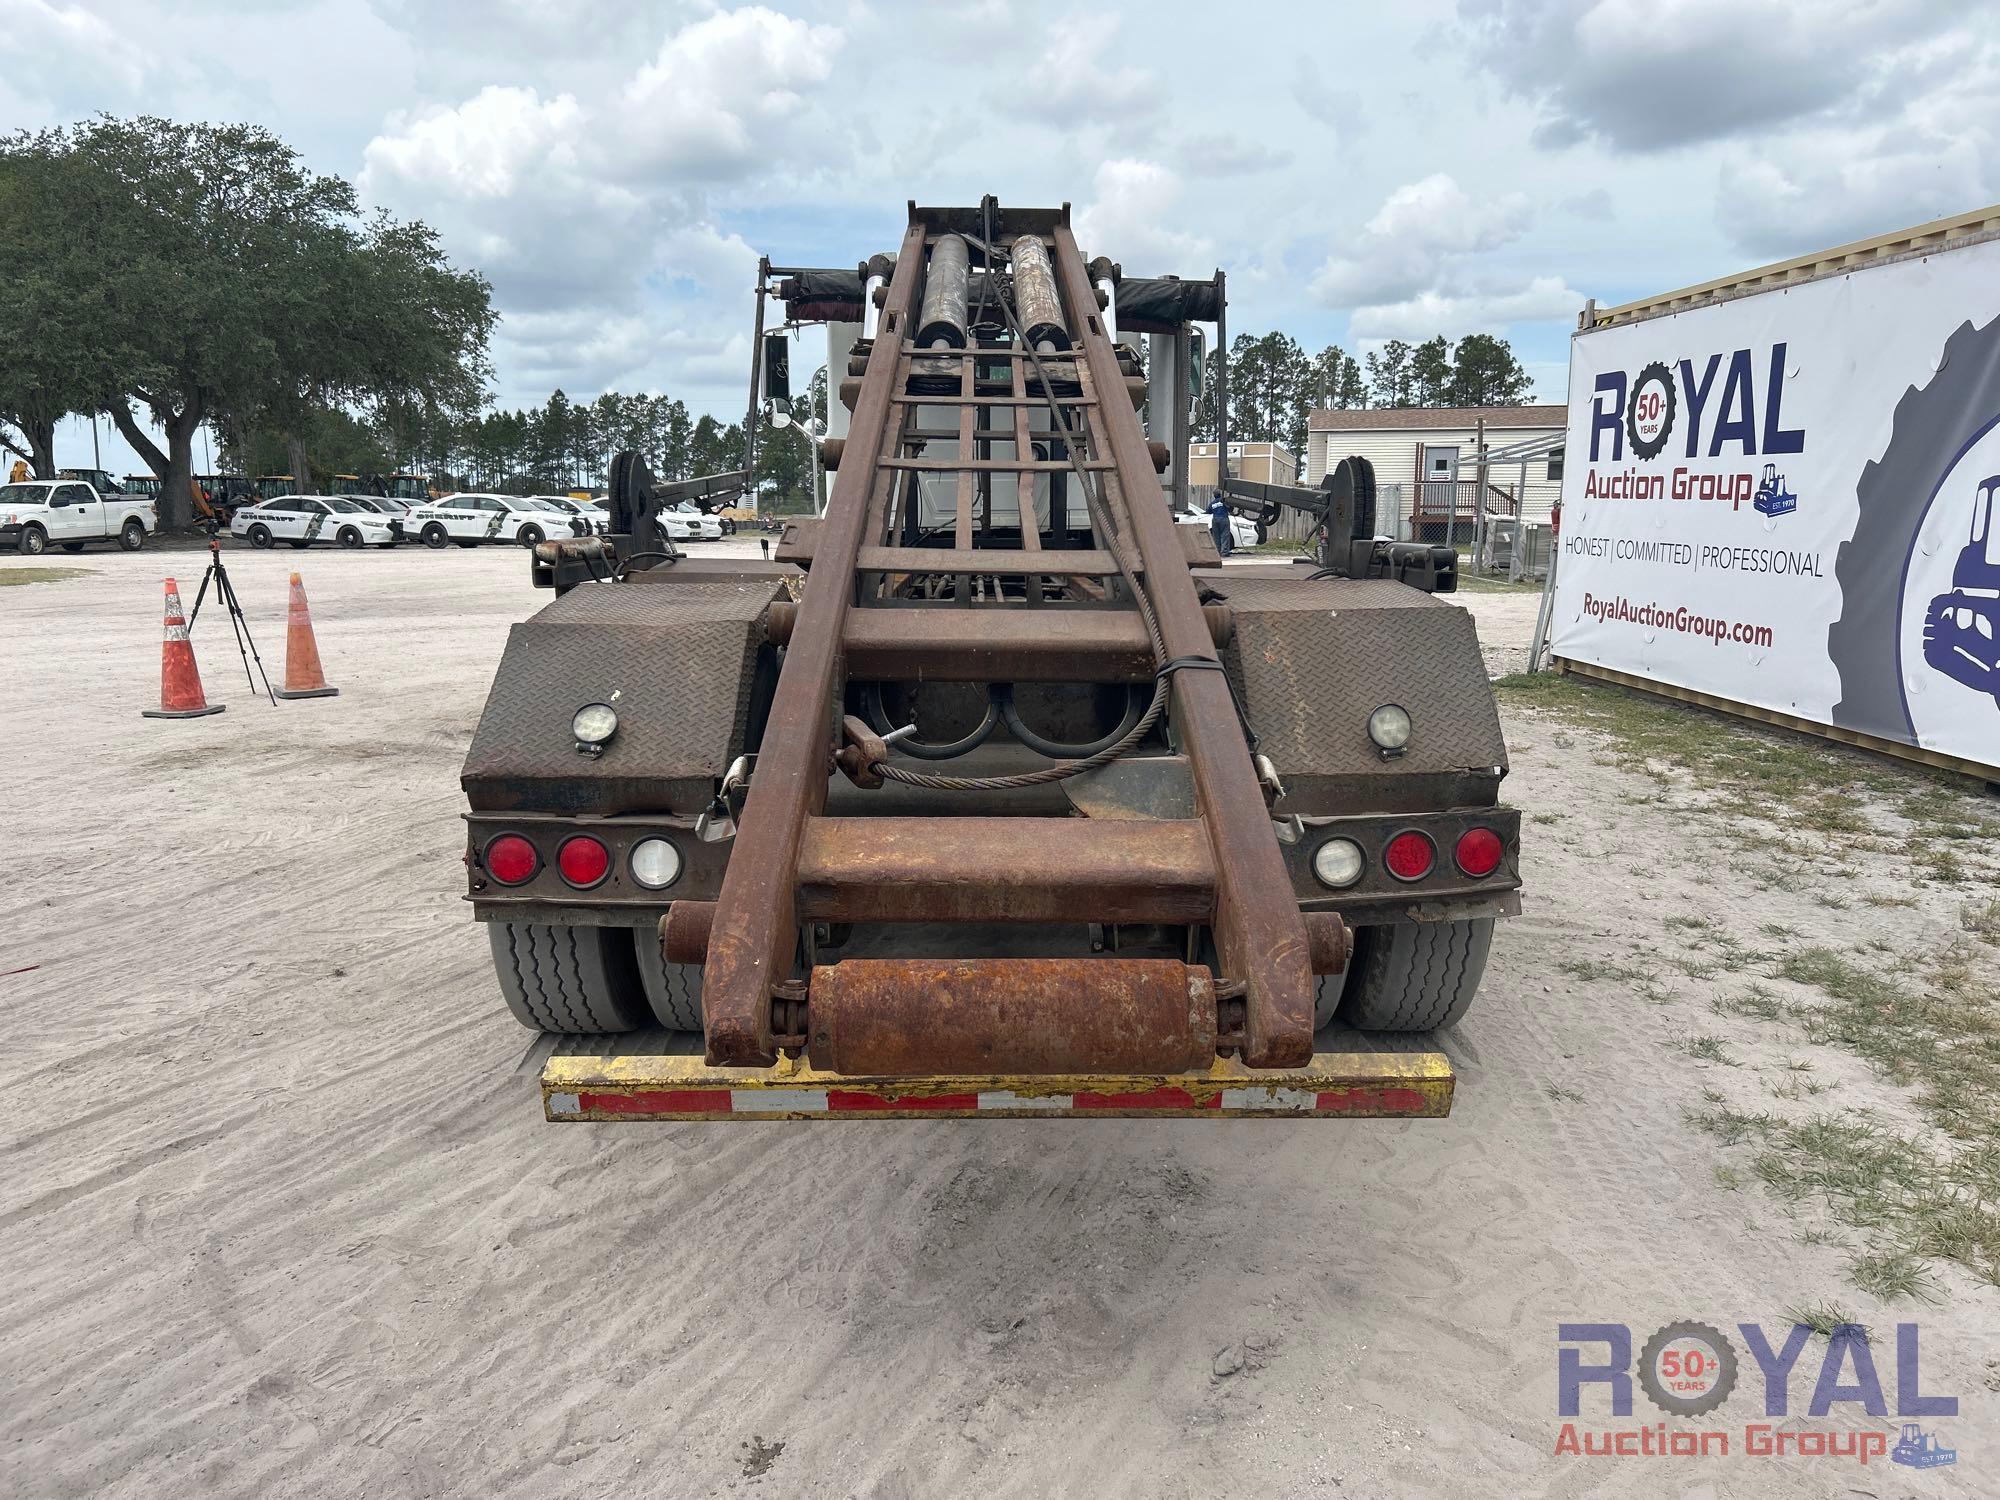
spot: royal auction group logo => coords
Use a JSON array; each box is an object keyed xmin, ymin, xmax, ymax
[
  {"xmin": 1625, "ymin": 360, "xmax": 1677, "ymax": 460},
  {"xmin": 1557, "ymin": 1320, "xmax": 1959, "ymax": 1468}
]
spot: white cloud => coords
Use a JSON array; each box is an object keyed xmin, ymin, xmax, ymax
[
  {"xmin": 1179, "ymin": 132, "xmax": 1291, "ymax": 177},
  {"xmin": 1310, "ymin": 174, "xmax": 1527, "ymax": 307},
  {"xmin": 1031, "ymin": 15, "xmax": 1157, "ymax": 124},
  {"xmin": 619, "ymin": 7, "xmax": 842, "ymax": 179},
  {"xmin": 1457, "ymin": 0, "xmax": 1967, "ymax": 151},
  {"xmin": 356, "ymin": 8, "xmax": 848, "ymax": 401},
  {"xmin": 1074, "ymin": 159, "xmax": 1211, "ymax": 273},
  {"xmin": 3, "ymin": 0, "xmax": 143, "ymax": 95},
  {"xmin": 1363, "ymin": 173, "xmax": 1523, "ymax": 251},
  {"xmin": 1716, "ymin": 35, "xmax": 2000, "ymax": 257},
  {"xmin": 363, "ymin": 86, "xmax": 584, "ymax": 201},
  {"xmin": 1347, "ymin": 277, "xmax": 1586, "ymax": 340}
]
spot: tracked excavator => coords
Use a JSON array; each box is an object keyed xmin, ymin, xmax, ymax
[{"xmin": 459, "ymin": 199, "xmax": 1519, "ymax": 1120}]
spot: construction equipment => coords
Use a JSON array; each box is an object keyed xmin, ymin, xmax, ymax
[
  {"xmin": 1891, "ymin": 1423, "xmax": 1956, "ymax": 1469},
  {"xmin": 386, "ymin": 472, "xmax": 437, "ymax": 501},
  {"xmin": 1753, "ymin": 462, "xmax": 1797, "ymax": 517},
  {"xmin": 460, "ymin": 199, "xmax": 1519, "ymax": 1121},
  {"xmin": 1217, "ymin": 464, "xmax": 1460, "ymax": 590},
  {"xmin": 1923, "ymin": 472, "xmax": 2000, "ymax": 701}
]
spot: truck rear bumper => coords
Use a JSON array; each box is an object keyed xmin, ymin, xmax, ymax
[{"xmin": 540, "ymin": 1031, "xmax": 1453, "ymax": 1120}]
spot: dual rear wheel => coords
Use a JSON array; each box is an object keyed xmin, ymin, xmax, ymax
[
  {"xmin": 488, "ymin": 921, "xmax": 702, "ymax": 1034},
  {"xmin": 490, "ymin": 916, "xmax": 1492, "ymax": 1038}
]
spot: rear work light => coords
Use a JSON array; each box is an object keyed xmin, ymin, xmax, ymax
[
  {"xmin": 484, "ymin": 833, "xmax": 539, "ymax": 886},
  {"xmin": 1455, "ymin": 827, "xmax": 1505, "ymax": 878},
  {"xmin": 557, "ymin": 835, "xmax": 611, "ymax": 889},
  {"xmin": 1383, "ymin": 830, "xmax": 1436, "ymax": 882}
]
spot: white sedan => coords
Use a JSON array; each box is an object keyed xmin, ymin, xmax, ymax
[
  {"xmin": 657, "ymin": 502, "xmax": 723, "ymax": 542},
  {"xmin": 407, "ymin": 493, "xmax": 588, "ymax": 548},
  {"xmin": 530, "ymin": 495, "xmax": 608, "ymax": 536},
  {"xmin": 230, "ymin": 495, "xmax": 400, "ymax": 549},
  {"xmin": 1177, "ymin": 505, "xmax": 1262, "ymax": 550}
]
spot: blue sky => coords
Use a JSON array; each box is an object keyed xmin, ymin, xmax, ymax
[{"xmin": 11, "ymin": 0, "xmax": 1997, "ymax": 475}]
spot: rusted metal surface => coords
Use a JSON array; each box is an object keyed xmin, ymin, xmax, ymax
[
  {"xmin": 917, "ymin": 233, "xmax": 970, "ymax": 348},
  {"xmin": 541, "ymin": 1041, "xmax": 1457, "ymax": 1120},
  {"xmin": 772, "ymin": 509, "xmax": 1223, "ymax": 569},
  {"xmin": 1010, "ymin": 235, "xmax": 1069, "ymax": 350},
  {"xmin": 1050, "ymin": 224, "xmax": 1317, "ymax": 1068},
  {"xmin": 701, "ymin": 209, "xmax": 1314, "ymax": 1071},
  {"xmin": 660, "ymin": 899, "xmax": 716, "ymax": 965},
  {"xmin": 700, "ymin": 223, "xmax": 929, "ymax": 1065},
  {"xmin": 841, "ymin": 606, "xmax": 1155, "ymax": 682},
  {"xmin": 808, "ymin": 959, "xmax": 1216, "ymax": 1075},
  {"xmin": 795, "ymin": 816, "xmax": 1213, "ymax": 924},
  {"xmin": 1301, "ymin": 911, "xmax": 1352, "ymax": 975}
]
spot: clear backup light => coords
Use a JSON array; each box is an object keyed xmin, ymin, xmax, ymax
[
  {"xmin": 1312, "ymin": 837, "xmax": 1365, "ymax": 888},
  {"xmin": 629, "ymin": 837, "xmax": 683, "ymax": 890},
  {"xmin": 1368, "ymin": 703, "xmax": 1412, "ymax": 756}
]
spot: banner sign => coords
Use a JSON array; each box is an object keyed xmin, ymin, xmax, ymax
[{"xmin": 1552, "ymin": 237, "xmax": 2000, "ymax": 773}]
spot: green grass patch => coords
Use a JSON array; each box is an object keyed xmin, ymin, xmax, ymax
[
  {"xmin": 0, "ymin": 566, "xmax": 91, "ymax": 586},
  {"xmin": 1781, "ymin": 1301, "xmax": 1866, "ymax": 1339},
  {"xmin": 1686, "ymin": 940, "xmax": 2000, "ymax": 1294},
  {"xmin": 1491, "ymin": 673, "xmax": 1998, "ymax": 859}
]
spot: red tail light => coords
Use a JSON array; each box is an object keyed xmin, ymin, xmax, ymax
[
  {"xmin": 1455, "ymin": 827, "xmax": 1504, "ymax": 877},
  {"xmin": 557, "ymin": 835, "xmax": 611, "ymax": 889},
  {"xmin": 1383, "ymin": 830, "xmax": 1435, "ymax": 882},
  {"xmin": 484, "ymin": 833, "xmax": 538, "ymax": 885}
]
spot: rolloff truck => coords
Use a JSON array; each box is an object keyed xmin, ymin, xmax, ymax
[{"xmin": 459, "ymin": 200, "xmax": 1520, "ymax": 1120}]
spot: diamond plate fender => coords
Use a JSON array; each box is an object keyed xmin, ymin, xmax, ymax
[{"xmin": 461, "ymin": 567, "xmax": 790, "ymax": 814}]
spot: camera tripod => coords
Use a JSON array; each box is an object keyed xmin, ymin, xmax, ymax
[{"xmin": 187, "ymin": 532, "xmax": 276, "ymax": 705}]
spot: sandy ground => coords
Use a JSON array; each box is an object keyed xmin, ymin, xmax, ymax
[{"xmin": 3, "ymin": 540, "xmax": 1995, "ymax": 1498}]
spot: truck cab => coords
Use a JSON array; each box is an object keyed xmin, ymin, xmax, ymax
[{"xmin": 1, "ymin": 480, "xmax": 155, "ymax": 554}]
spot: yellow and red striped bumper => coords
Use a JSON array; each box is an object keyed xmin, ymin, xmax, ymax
[{"xmin": 541, "ymin": 1045, "xmax": 1454, "ymax": 1121}]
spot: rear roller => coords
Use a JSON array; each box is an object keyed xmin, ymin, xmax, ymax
[{"xmin": 488, "ymin": 921, "xmax": 650, "ymax": 1033}]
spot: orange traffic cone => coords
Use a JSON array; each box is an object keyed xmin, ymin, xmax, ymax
[
  {"xmin": 141, "ymin": 577, "xmax": 225, "ymax": 719},
  {"xmin": 273, "ymin": 572, "xmax": 339, "ymax": 700}
]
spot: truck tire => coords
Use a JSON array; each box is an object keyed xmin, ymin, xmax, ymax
[
  {"xmin": 1322, "ymin": 917, "xmax": 1494, "ymax": 1032},
  {"xmin": 18, "ymin": 524, "xmax": 46, "ymax": 556},
  {"xmin": 631, "ymin": 930, "xmax": 705, "ymax": 1031},
  {"xmin": 60, "ymin": 541, "xmax": 85, "ymax": 553},
  {"xmin": 488, "ymin": 920, "xmax": 650, "ymax": 1033},
  {"xmin": 1828, "ymin": 314, "xmax": 2000, "ymax": 740},
  {"xmin": 119, "ymin": 519, "xmax": 146, "ymax": 551}
]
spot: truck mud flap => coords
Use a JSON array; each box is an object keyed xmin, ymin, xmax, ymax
[{"xmin": 540, "ymin": 1034, "xmax": 1453, "ymax": 1120}]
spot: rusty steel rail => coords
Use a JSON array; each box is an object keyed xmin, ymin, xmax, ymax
[
  {"xmin": 688, "ymin": 204, "xmax": 1318, "ymax": 1071},
  {"xmin": 700, "ymin": 222, "xmax": 929, "ymax": 1065},
  {"xmin": 1050, "ymin": 224, "xmax": 1315, "ymax": 1066}
]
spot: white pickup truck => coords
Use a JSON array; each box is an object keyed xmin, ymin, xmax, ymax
[{"xmin": 1, "ymin": 479, "xmax": 156, "ymax": 555}]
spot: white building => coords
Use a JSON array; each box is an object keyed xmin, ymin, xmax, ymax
[{"xmin": 1306, "ymin": 404, "xmax": 1567, "ymax": 540}]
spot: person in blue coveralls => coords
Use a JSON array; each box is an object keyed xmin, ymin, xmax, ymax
[{"xmin": 1206, "ymin": 493, "xmax": 1235, "ymax": 557}]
